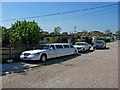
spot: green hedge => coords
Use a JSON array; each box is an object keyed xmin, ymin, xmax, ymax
[
  {"xmin": 76, "ymin": 38, "xmax": 82, "ymax": 42},
  {"xmin": 97, "ymin": 38, "xmax": 111, "ymax": 42}
]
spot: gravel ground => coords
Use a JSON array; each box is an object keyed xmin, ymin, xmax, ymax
[{"xmin": 2, "ymin": 41, "xmax": 118, "ymax": 88}]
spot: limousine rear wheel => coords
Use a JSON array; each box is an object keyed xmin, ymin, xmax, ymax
[{"xmin": 40, "ymin": 54, "xmax": 47, "ymax": 63}]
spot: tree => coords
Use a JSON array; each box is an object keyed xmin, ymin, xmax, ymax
[
  {"xmin": 0, "ymin": 26, "xmax": 2, "ymax": 38},
  {"xmin": 116, "ymin": 30, "xmax": 120, "ymax": 36},
  {"xmin": 0, "ymin": 26, "xmax": 2, "ymax": 43},
  {"xmin": 49, "ymin": 37, "xmax": 60, "ymax": 43},
  {"xmin": 40, "ymin": 31, "xmax": 49, "ymax": 40},
  {"xmin": 0, "ymin": 26, "xmax": 11, "ymax": 45},
  {"xmin": 10, "ymin": 20, "xmax": 43, "ymax": 45},
  {"xmin": 104, "ymin": 29, "xmax": 112, "ymax": 36},
  {"xmin": 62, "ymin": 32, "xmax": 68, "ymax": 34},
  {"xmin": 52, "ymin": 26, "xmax": 61, "ymax": 34}
]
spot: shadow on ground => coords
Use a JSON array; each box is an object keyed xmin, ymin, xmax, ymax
[
  {"xmin": 80, "ymin": 50, "xmax": 95, "ymax": 54},
  {"xmin": 1, "ymin": 62, "xmax": 31, "ymax": 76},
  {"xmin": 1, "ymin": 53, "xmax": 81, "ymax": 76},
  {"xmin": 24, "ymin": 53, "xmax": 81, "ymax": 65},
  {"xmin": 42, "ymin": 53, "xmax": 81, "ymax": 66},
  {"xmin": 95, "ymin": 47, "xmax": 110, "ymax": 50}
]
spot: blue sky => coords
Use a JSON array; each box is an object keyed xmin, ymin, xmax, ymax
[{"xmin": 2, "ymin": 2, "xmax": 118, "ymax": 33}]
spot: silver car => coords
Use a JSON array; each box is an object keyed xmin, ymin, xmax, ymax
[
  {"xmin": 93, "ymin": 40, "xmax": 106, "ymax": 49},
  {"xmin": 74, "ymin": 42, "xmax": 91, "ymax": 52}
]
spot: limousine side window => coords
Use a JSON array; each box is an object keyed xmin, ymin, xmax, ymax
[
  {"xmin": 63, "ymin": 45, "xmax": 69, "ymax": 48},
  {"xmin": 70, "ymin": 45, "xmax": 74, "ymax": 48},
  {"xmin": 49, "ymin": 45, "xmax": 55, "ymax": 49},
  {"xmin": 55, "ymin": 45, "xmax": 63, "ymax": 49}
]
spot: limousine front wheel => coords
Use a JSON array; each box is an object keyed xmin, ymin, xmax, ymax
[
  {"xmin": 74, "ymin": 50, "xmax": 78, "ymax": 55},
  {"xmin": 40, "ymin": 54, "xmax": 47, "ymax": 63}
]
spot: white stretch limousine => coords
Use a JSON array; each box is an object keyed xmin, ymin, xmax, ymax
[{"xmin": 20, "ymin": 43, "xmax": 78, "ymax": 62}]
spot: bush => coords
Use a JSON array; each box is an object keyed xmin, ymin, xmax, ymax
[
  {"xmin": 39, "ymin": 40, "xmax": 52, "ymax": 44},
  {"xmin": 105, "ymin": 38, "xmax": 111, "ymax": 42},
  {"xmin": 76, "ymin": 38, "xmax": 82, "ymax": 42},
  {"xmin": 96, "ymin": 36, "xmax": 102, "ymax": 39},
  {"xmin": 39, "ymin": 37, "xmax": 61, "ymax": 44},
  {"xmin": 97, "ymin": 38, "xmax": 111, "ymax": 43},
  {"xmin": 50, "ymin": 37, "xmax": 60, "ymax": 43}
]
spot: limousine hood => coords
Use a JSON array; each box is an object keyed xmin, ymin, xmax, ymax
[{"xmin": 22, "ymin": 49, "xmax": 46, "ymax": 54}]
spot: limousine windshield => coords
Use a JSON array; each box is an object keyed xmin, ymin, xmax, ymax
[{"xmin": 35, "ymin": 45, "xmax": 49, "ymax": 50}]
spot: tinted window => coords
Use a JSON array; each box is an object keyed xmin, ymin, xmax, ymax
[
  {"xmin": 70, "ymin": 45, "xmax": 74, "ymax": 48},
  {"xmin": 96, "ymin": 41, "xmax": 104, "ymax": 43},
  {"xmin": 56, "ymin": 45, "xmax": 63, "ymax": 49},
  {"xmin": 63, "ymin": 45, "xmax": 69, "ymax": 48},
  {"xmin": 96, "ymin": 42, "xmax": 102, "ymax": 43},
  {"xmin": 35, "ymin": 45, "xmax": 49, "ymax": 49},
  {"xmin": 50, "ymin": 45, "xmax": 55, "ymax": 49},
  {"xmin": 85, "ymin": 43, "xmax": 88, "ymax": 46}
]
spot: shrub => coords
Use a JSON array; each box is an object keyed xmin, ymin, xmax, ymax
[
  {"xmin": 49, "ymin": 37, "xmax": 60, "ymax": 43},
  {"xmin": 39, "ymin": 37, "xmax": 61, "ymax": 44},
  {"xmin": 76, "ymin": 38, "xmax": 82, "ymax": 42},
  {"xmin": 105, "ymin": 38, "xmax": 111, "ymax": 42},
  {"xmin": 96, "ymin": 36, "xmax": 102, "ymax": 39},
  {"xmin": 97, "ymin": 38, "xmax": 111, "ymax": 43}
]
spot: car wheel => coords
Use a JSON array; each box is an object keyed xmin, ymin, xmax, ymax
[
  {"xmin": 82, "ymin": 48, "xmax": 85, "ymax": 52},
  {"xmin": 104, "ymin": 45, "xmax": 106, "ymax": 49},
  {"xmin": 88, "ymin": 47, "xmax": 91, "ymax": 50},
  {"xmin": 74, "ymin": 50, "xmax": 78, "ymax": 55},
  {"xmin": 40, "ymin": 54, "xmax": 47, "ymax": 63},
  {"xmin": 93, "ymin": 47, "xmax": 96, "ymax": 49}
]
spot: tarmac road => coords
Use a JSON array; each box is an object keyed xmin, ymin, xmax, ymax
[{"xmin": 2, "ymin": 41, "xmax": 118, "ymax": 88}]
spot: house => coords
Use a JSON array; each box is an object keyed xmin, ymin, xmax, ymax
[
  {"xmin": 44, "ymin": 34, "xmax": 75, "ymax": 43},
  {"xmin": 90, "ymin": 31, "xmax": 102, "ymax": 36},
  {"xmin": 77, "ymin": 31, "xmax": 88, "ymax": 35}
]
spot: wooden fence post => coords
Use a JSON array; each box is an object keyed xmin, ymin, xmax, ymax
[{"xmin": 9, "ymin": 44, "xmax": 12, "ymax": 60}]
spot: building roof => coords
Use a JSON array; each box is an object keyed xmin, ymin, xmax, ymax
[
  {"xmin": 40, "ymin": 43, "xmax": 72, "ymax": 45},
  {"xmin": 45, "ymin": 34, "xmax": 75, "ymax": 38}
]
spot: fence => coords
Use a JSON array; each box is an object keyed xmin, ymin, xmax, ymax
[
  {"xmin": 1, "ymin": 44, "xmax": 35, "ymax": 63},
  {"xmin": 2, "ymin": 48, "xmax": 24, "ymax": 59}
]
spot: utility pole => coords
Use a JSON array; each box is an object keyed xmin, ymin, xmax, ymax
[
  {"xmin": 74, "ymin": 26, "xmax": 76, "ymax": 34},
  {"xmin": 74, "ymin": 26, "xmax": 77, "ymax": 44}
]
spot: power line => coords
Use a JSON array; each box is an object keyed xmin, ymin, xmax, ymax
[
  {"xmin": 34, "ymin": 6, "xmax": 117, "ymax": 23},
  {"xmin": 41, "ymin": 3, "xmax": 117, "ymax": 17},
  {"xmin": 1, "ymin": 3, "xmax": 118, "ymax": 22}
]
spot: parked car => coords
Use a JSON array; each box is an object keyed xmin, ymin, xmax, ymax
[
  {"xmin": 93, "ymin": 40, "xmax": 106, "ymax": 49},
  {"xmin": 20, "ymin": 43, "xmax": 78, "ymax": 62},
  {"xmin": 74, "ymin": 42, "xmax": 92, "ymax": 52},
  {"xmin": 117, "ymin": 37, "xmax": 120, "ymax": 40}
]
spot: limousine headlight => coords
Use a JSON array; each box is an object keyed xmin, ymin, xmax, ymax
[
  {"xmin": 77, "ymin": 47, "xmax": 82, "ymax": 49},
  {"xmin": 28, "ymin": 53, "xmax": 40, "ymax": 58},
  {"xmin": 27, "ymin": 54, "xmax": 35, "ymax": 58},
  {"xmin": 33, "ymin": 52, "xmax": 41, "ymax": 55}
]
